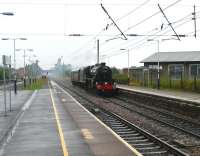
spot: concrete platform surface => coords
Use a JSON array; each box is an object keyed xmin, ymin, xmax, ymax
[
  {"xmin": 0, "ymin": 82, "xmax": 141, "ymax": 156},
  {"xmin": 0, "ymin": 90, "xmax": 33, "ymax": 147},
  {"xmin": 1, "ymin": 89, "xmax": 63, "ymax": 156},
  {"xmin": 118, "ymin": 84, "xmax": 200, "ymax": 104},
  {"xmin": 52, "ymin": 81, "xmax": 139, "ymax": 156}
]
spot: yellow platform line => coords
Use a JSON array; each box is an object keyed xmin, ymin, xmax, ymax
[{"xmin": 49, "ymin": 85, "xmax": 69, "ymax": 156}]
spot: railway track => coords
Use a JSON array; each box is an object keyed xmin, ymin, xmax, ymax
[
  {"xmin": 96, "ymin": 109, "xmax": 187, "ymax": 156},
  {"xmin": 54, "ymin": 79, "xmax": 188, "ymax": 156},
  {"xmin": 107, "ymin": 95, "xmax": 200, "ymax": 140}
]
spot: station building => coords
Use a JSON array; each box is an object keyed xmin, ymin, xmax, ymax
[
  {"xmin": 140, "ymin": 51, "xmax": 200, "ymax": 80},
  {"xmin": 123, "ymin": 51, "xmax": 200, "ymax": 89}
]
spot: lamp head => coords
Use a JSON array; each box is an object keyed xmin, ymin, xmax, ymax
[
  {"xmin": 120, "ymin": 48, "xmax": 126, "ymax": 51},
  {"xmin": 1, "ymin": 38, "xmax": 9, "ymax": 40},
  {"xmin": 147, "ymin": 39, "xmax": 154, "ymax": 41},
  {"xmin": 1, "ymin": 12, "xmax": 14, "ymax": 16}
]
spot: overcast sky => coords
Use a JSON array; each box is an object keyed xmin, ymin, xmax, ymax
[{"xmin": 0, "ymin": 0, "xmax": 199, "ymax": 69}]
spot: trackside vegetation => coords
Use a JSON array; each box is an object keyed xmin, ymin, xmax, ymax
[{"xmin": 24, "ymin": 78, "xmax": 48, "ymax": 90}]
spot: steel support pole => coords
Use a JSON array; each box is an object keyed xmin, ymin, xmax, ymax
[
  {"xmin": 127, "ymin": 49, "xmax": 130, "ymax": 85},
  {"xmin": 97, "ymin": 39, "xmax": 99, "ymax": 64},
  {"xmin": 9, "ymin": 61, "xmax": 11, "ymax": 112},
  {"xmin": 13, "ymin": 39, "xmax": 17, "ymax": 94},
  {"xmin": 3, "ymin": 64, "xmax": 7, "ymax": 116},
  {"xmin": 23, "ymin": 50, "xmax": 26, "ymax": 88},
  {"xmin": 157, "ymin": 40, "xmax": 160, "ymax": 89}
]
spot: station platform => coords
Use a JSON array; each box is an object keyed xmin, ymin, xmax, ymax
[
  {"xmin": 0, "ymin": 90, "xmax": 33, "ymax": 147},
  {"xmin": 117, "ymin": 84, "xmax": 200, "ymax": 104},
  {"xmin": 0, "ymin": 81, "xmax": 141, "ymax": 156}
]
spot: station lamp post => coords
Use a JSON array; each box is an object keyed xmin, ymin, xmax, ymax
[
  {"xmin": 15, "ymin": 48, "xmax": 33, "ymax": 87},
  {"xmin": 1, "ymin": 38, "xmax": 27, "ymax": 94},
  {"xmin": 120, "ymin": 48, "xmax": 130, "ymax": 85},
  {"xmin": 147, "ymin": 39, "xmax": 160, "ymax": 89}
]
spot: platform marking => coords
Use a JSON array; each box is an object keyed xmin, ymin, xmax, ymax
[
  {"xmin": 52, "ymin": 81, "xmax": 143, "ymax": 156},
  {"xmin": 81, "ymin": 129, "xmax": 94, "ymax": 140},
  {"xmin": 49, "ymin": 86, "xmax": 69, "ymax": 156},
  {"xmin": 62, "ymin": 98, "xmax": 66, "ymax": 102}
]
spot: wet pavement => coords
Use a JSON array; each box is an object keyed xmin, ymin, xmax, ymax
[
  {"xmin": 0, "ymin": 90, "xmax": 33, "ymax": 146},
  {"xmin": 0, "ymin": 87, "xmax": 93, "ymax": 156},
  {"xmin": 0, "ymin": 82, "xmax": 139, "ymax": 156},
  {"xmin": 1, "ymin": 89, "xmax": 63, "ymax": 156}
]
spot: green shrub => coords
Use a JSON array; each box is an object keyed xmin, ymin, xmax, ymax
[{"xmin": 113, "ymin": 74, "xmax": 129, "ymax": 84}]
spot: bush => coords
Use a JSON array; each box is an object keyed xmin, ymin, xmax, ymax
[{"xmin": 113, "ymin": 74, "xmax": 129, "ymax": 84}]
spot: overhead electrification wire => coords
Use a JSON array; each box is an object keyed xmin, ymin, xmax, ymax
[
  {"xmin": 115, "ymin": 0, "xmax": 151, "ymax": 22},
  {"xmin": 61, "ymin": 0, "xmax": 184, "ymax": 63},
  {"xmin": 186, "ymin": 29, "xmax": 200, "ymax": 36},
  {"xmin": 66, "ymin": 0, "xmax": 155, "ymax": 60},
  {"xmin": 123, "ymin": 0, "xmax": 182, "ymax": 33},
  {"xmin": 128, "ymin": 18, "xmax": 191, "ymax": 50},
  {"xmin": 99, "ymin": 13, "xmax": 191, "ymax": 51},
  {"xmin": 65, "ymin": 29, "xmax": 105, "ymax": 59},
  {"xmin": 131, "ymin": 18, "xmax": 193, "ymax": 50},
  {"xmin": 102, "ymin": 15, "xmax": 193, "ymax": 58},
  {"xmin": 65, "ymin": 0, "xmax": 156, "ymax": 62},
  {"xmin": 100, "ymin": 28, "xmax": 160, "ymax": 55},
  {"xmin": 97, "ymin": 12, "xmax": 192, "ymax": 52},
  {"xmin": 99, "ymin": 0, "xmax": 183, "ymax": 54},
  {"xmin": 100, "ymin": 7, "xmax": 193, "ymax": 55},
  {"xmin": 0, "ymin": 2, "xmax": 164, "ymax": 6},
  {"xmin": 106, "ymin": 0, "xmax": 151, "ymax": 29},
  {"xmin": 133, "ymin": 12, "xmax": 200, "ymax": 47}
]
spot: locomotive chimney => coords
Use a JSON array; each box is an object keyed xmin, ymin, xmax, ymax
[{"xmin": 101, "ymin": 62, "xmax": 106, "ymax": 66}]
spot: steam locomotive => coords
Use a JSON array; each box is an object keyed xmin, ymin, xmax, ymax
[{"xmin": 71, "ymin": 63, "xmax": 117, "ymax": 94}]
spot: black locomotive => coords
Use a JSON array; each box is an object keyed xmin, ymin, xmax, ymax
[{"xmin": 71, "ymin": 63, "xmax": 117, "ymax": 94}]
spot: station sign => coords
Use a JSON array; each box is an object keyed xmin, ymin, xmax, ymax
[{"xmin": 2, "ymin": 55, "xmax": 11, "ymax": 65}]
